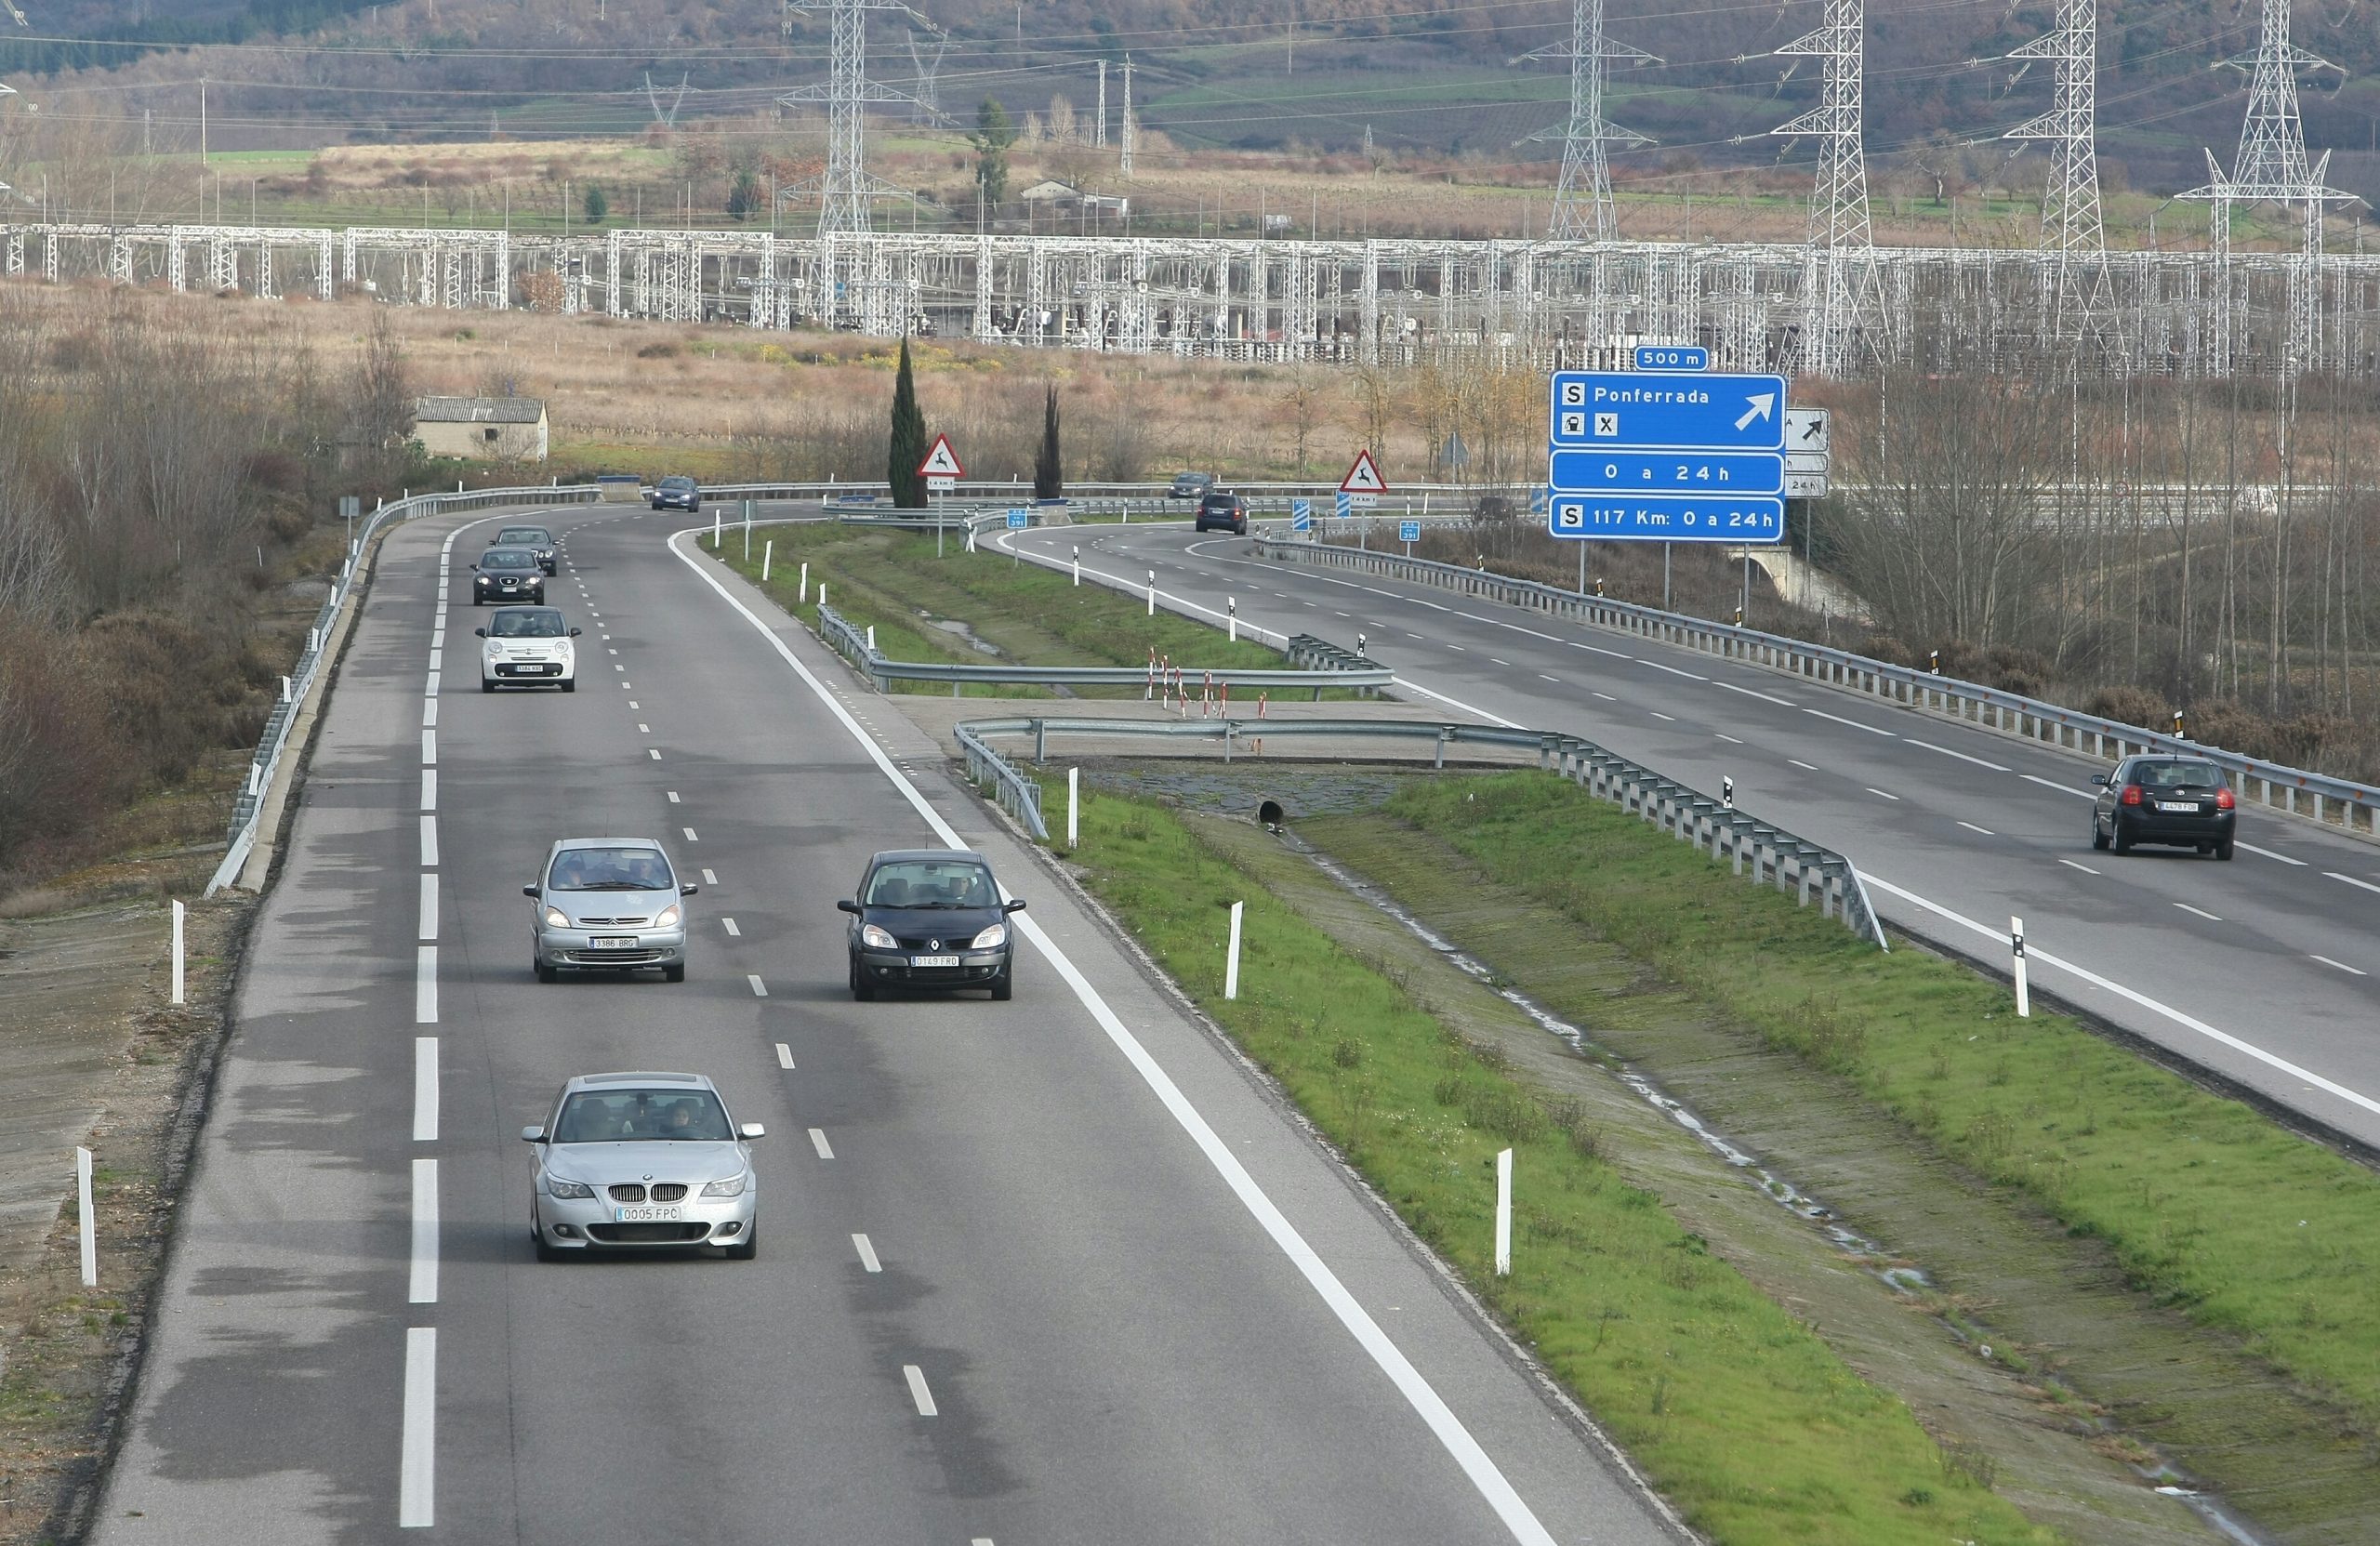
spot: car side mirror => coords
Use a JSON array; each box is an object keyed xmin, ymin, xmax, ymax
[
  {"xmin": 836, "ymin": 899, "xmax": 861, "ymax": 914},
  {"xmin": 681, "ymin": 883, "xmax": 698, "ymax": 895},
  {"xmin": 474, "ymin": 627, "xmax": 487, "ymax": 638},
  {"xmin": 522, "ymin": 885, "xmax": 540, "ymax": 898},
  {"xmin": 739, "ymin": 1123, "xmax": 766, "ymax": 1140},
  {"xmin": 1004, "ymin": 898, "xmax": 1027, "ymax": 913},
  {"xmin": 521, "ymin": 1126, "xmax": 547, "ymax": 1143},
  {"xmin": 469, "ymin": 564, "xmax": 479, "ymax": 572},
  {"xmin": 2088, "ymin": 773, "xmax": 2109, "ymax": 786},
  {"xmin": 569, "ymin": 628, "xmax": 583, "ymax": 637}
]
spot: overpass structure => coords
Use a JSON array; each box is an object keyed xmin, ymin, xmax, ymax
[{"xmin": 5, "ymin": 219, "xmax": 2379, "ymax": 381}]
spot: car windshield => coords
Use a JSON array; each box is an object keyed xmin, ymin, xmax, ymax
[
  {"xmin": 2139, "ymin": 760, "xmax": 2223, "ymax": 788},
  {"xmin": 1202, "ymin": 493, "xmax": 1234, "ymax": 507},
  {"xmin": 662, "ymin": 477, "xmax": 694, "ymax": 490},
  {"xmin": 496, "ymin": 529, "xmax": 550, "ymax": 547},
  {"xmin": 553, "ymin": 1089, "xmax": 732, "ymax": 1143},
  {"xmin": 490, "ymin": 610, "xmax": 566, "ymax": 639},
  {"xmin": 483, "ymin": 550, "xmax": 534, "ymax": 570},
  {"xmin": 865, "ymin": 860, "xmax": 998, "ymax": 908},
  {"xmin": 549, "ymin": 847, "xmax": 674, "ymax": 892}
]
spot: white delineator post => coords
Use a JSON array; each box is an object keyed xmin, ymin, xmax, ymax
[
  {"xmin": 1072, "ymin": 546, "xmax": 1080, "ymax": 586},
  {"xmin": 1494, "ymin": 1147, "xmax": 1513, "ymax": 1277},
  {"xmin": 761, "ymin": 540, "xmax": 774, "ymax": 582},
  {"xmin": 1146, "ymin": 570, "xmax": 1157, "ymax": 616},
  {"xmin": 817, "ymin": 583, "xmax": 826, "ymax": 614},
  {"xmin": 1223, "ymin": 901, "xmax": 1244, "ymax": 1000},
  {"xmin": 866, "ymin": 625, "xmax": 876, "ymax": 653},
  {"xmin": 1067, "ymin": 766, "xmax": 1079, "ymax": 848},
  {"xmin": 76, "ymin": 1145, "xmax": 97, "ymax": 1287},
  {"xmin": 1227, "ymin": 597, "xmax": 1236, "ymax": 642},
  {"xmin": 799, "ymin": 561, "xmax": 810, "ymax": 602},
  {"xmin": 712, "ymin": 511, "xmax": 721, "ymax": 549},
  {"xmin": 2011, "ymin": 916, "xmax": 2030, "ymax": 1018},
  {"xmin": 170, "ymin": 900, "xmax": 186, "ymax": 1006}
]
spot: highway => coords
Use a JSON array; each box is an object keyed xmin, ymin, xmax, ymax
[
  {"xmin": 1003, "ymin": 519, "xmax": 2380, "ymax": 1155},
  {"xmin": 92, "ymin": 504, "xmax": 1683, "ymax": 1544}
]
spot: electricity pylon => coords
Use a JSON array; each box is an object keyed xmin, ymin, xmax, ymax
[
  {"xmin": 1518, "ymin": 0, "xmax": 1654, "ymax": 243},
  {"xmin": 1772, "ymin": 0, "xmax": 1880, "ymax": 376},
  {"xmin": 777, "ymin": 0, "xmax": 945, "ymax": 235},
  {"xmin": 2004, "ymin": 0, "xmax": 2119, "ymax": 356}
]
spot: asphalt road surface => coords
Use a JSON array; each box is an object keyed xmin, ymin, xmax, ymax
[
  {"xmin": 93, "ymin": 504, "xmax": 1685, "ymax": 1545},
  {"xmin": 1004, "ymin": 519, "xmax": 2380, "ymax": 1155}
]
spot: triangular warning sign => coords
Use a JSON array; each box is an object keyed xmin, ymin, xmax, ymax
[
  {"xmin": 917, "ymin": 433, "xmax": 966, "ymax": 479},
  {"xmin": 1339, "ymin": 449, "xmax": 1389, "ymax": 496}
]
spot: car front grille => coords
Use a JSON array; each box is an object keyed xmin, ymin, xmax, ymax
[
  {"xmin": 587, "ymin": 1222, "xmax": 711, "ymax": 1244},
  {"xmin": 608, "ymin": 1183, "xmax": 646, "ymax": 1203},
  {"xmin": 575, "ymin": 916, "xmax": 652, "ymax": 927},
  {"xmin": 650, "ymin": 1183, "xmax": 688, "ymax": 1203}
]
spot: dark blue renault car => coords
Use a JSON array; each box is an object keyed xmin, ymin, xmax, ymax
[{"xmin": 839, "ymin": 849, "xmax": 1026, "ymax": 1000}]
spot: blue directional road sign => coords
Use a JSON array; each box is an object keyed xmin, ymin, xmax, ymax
[
  {"xmin": 1528, "ymin": 487, "xmax": 1550, "ymax": 520},
  {"xmin": 1549, "ymin": 449, "xmax": 1785, "ymax": 496},
  {"xmin": 1333, "ymin": 491, "xmax": 1352, "ymax": 519},
  {"xmin": 1549, "ymin": 372, "xmax": 1788, "ymax": 452},
  {"xmin": 1550, "ymin": 494, "xmax": 1784, "ymax": 544},
  {"xmin": 1633, "ymin": 344, "xmax": 1708, "ymax": 372},
  {"xmin": 1005, "ymin": 508, "xmax": 1029, "ymax": 530},
  {"xmin": 1399, "ymin": 520, "xmax": 1421, "ymax": 544},
  {"xmin": 1290, "ymin": 499, "xmax": 1313, "ymax": 533}
]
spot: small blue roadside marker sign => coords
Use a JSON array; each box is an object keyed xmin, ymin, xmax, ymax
[
  {"xmin": 1399, "ymin": 520, "xmax": 1421, "ymax": 544},
  {"xmin": 1005, "ymin": 509, "xmax": 1029, "ymax": 530},
  {"xmin": 1290, "ymin": 499, "xmax": 1313, "ymax": 533},
  {"xmin": 1333, "ymin": 491, "xmax": 1352, "ymax": 519}
]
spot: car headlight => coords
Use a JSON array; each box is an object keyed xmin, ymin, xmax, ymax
[
  {"xmin": 543, "ymin": 905, "xmax": 570, "ymax": 928},
  {"xmin": 861, "ymin": 923, "xmax": 898, "ymax": 949},
  {"xmin": 546, "ymin": 1176, "xmax": 594, "ymax": 1199},
  {"xmin": 699, "ymin": 1173, "xmax": 748, "ymax": 1198},
  {"xmin": 654, "ymin": 905, "xmax": 681, "ymax": 929},
  {"xmin": 969, "ymin": 922, "xmax": 1008, "ymax": 949}
]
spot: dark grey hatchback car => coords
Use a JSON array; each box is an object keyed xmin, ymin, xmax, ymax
[
  {"xmin": 839, "ymin": 850, "xmax": 1025, "ymax": 1000},
  {"xmin": 2091, "ymin": 754, "xmax": 2236, "ymax": 858}
]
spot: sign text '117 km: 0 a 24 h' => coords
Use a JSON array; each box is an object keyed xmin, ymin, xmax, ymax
[{"xmin": 1546, "ymin": 369, "xmax": 1788, "ymax": 544}]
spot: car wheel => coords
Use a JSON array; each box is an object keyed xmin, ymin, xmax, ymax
[
  {"xmin": 536, "ymin": 957, "xmax": 558, "ymax": 984},
  {"xmin": 2111, "ymin": 823, "xmax": 2134, "ymax": 854},
  {"xmin": 560, "ymin": 679, "xmax": 575, "ymax": 694},
  {"xmin": 2216, "ymin": 839, "xmax": 2235, "ymax": 861},
  {"xmin": 533, "ymin": 1210, "xmax": 561, "ymax": 1262},
  {"xmin": 849, "ymin": 957, "xmax": 875, "ymax": 1001},
  {"xmin": 2090, "ymin": 816, "xmax": 2109, "ymax": 851},
  {"xmin": 724, "ymin": 1225, "xmax": 757, "ymax": 1262},
  {"xmin": 664, "ymin": 962, "xmax": 686, "ymax": 984},
  {"xmin": 991, "ymin": 960, "xmax": 1014, "ymax": 1001},
  {"xmin": 482, "ymin": 678, "xmax": 496, "ymax": 694}
]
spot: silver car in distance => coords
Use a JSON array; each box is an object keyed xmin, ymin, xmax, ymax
[
  {"xmin": 526, "ymin": 838, "xmax": 694, "ymax": 983},
  {"xmin": 523, "ymin": 1072, "xmax": 762, "ymax": 1261}
]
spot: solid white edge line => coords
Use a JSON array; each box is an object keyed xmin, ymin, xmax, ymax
[
  {"xmin": 416, "ymin": 946, "xmax": 437, "ymax": 1025},
  {"xmin": 853, "ymin": 1233, "xmax": 883, "ymax": 1272},
  {"xmin": 774, "ymin": 1042, "xmax": 795, "ymax": 1068},
  {"xmin": 1712, "ymin": 680, "xmax": 1794, "ymax": 707},
  {"xmin": 671, "ymin": 528, "xmax": 1562, "ymax": 1546},
  {"xmin": 748, "ymin": 973, "xmax": 768, "ymax": 997},
  {"xmin": 1639, "ymin": 659, "xmax": 1706, "ymax": 681},
  {"xmin": 399, "ymin": 1328, "xmax": 435, "ymax": 1527},
  {"xmin": 2021, "ymin": 773, "xmax": 2093, "ymax": 799},
  {"xmin": 2234, "ymin": 841, "xmax": 2305, "ymax": 865},
  {"xmin": 413, "ymin": 1037, "xmax": 439, "ymax": 1143},
  {"xmin": 2311, "ymin": 955, "xmax": 2367, "ymax": 976},
  {"xmin": 1714, "ymin": 733, "xmax": 1743, "ymax": 744},
  {"xmin": 420, "ymin": 770, "xmax": 437, "ymax": 813},
  {"xmin": 417, "ymin": 874, "xmax": 437, "ymax": 943},
  {"xmin": 1788, "ymin": 759, "xmax": 1818, "ymax": 772},
  {"xmin": 904, "ymin": 1364, "xmax": 939, "ymax": 1417},
  {"xmin": 1956, "ymin": 821, "xmax": 1996, "ymax": 837},
  {"xmin": 2058, "ymin": 859, "xmax": 2099, "ymax": 875},
  {"xmin": 419, "ymin": 814, "xmax": 438, "ymax": 868},
  {"xmin": 1865, "ymin": 787, "xmax": 1899, "ymax": 801},
  {"xmin": 409, "ymin": 1158, "xmax": 438, "ymax": 1304},
  {"xmin": 807, "ymin": 1127, "xmax": 835, "ymax": 1159},
  {"xmin": 1863, "ymin": 873, "xmax": 2380, "ymax": 1120},
  {"xmin": 2174, "ymin": 903, "xmax": 2224, "ymax": 922},
  {"xmin": 2325, "ymin": 870, "xmax": 2380, "ymax": 896},
  {"xmin": 1904, "ymin": 738, "xmax": 2011, "ymax": 773},
  {"xmin": 1805, "ymin": 707, "xmax": 1897, "ymax": 737}
]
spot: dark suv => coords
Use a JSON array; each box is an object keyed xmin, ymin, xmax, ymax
[
  {"xmin": 1194, "ymin": 490, "xmax": 1250, "ymax": 535},
  {"xmin": 2091, "ymin": 755, "xmax": 2236, "ymax": 858}
]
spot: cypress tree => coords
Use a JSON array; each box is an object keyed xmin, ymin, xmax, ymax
[
  {"xmin": 1033, "ymin": 383, "xmax": 1063, "ymax": 501},
  {"xmin": 888, "ymin": 337, "xmax": 927, "ymax": 509}
]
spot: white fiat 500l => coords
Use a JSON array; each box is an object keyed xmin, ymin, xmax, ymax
[
  {"xmin": 523, "ymin": 1072, "xmax": 762, "ymax": 1261},
  {"xmin": 477, "ymin": 606, "xmax": 580, "ymax": 692}
]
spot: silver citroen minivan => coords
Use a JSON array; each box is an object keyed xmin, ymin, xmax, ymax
[{"xmin": 526, "ymin": 838, "xmax": 694, "ymax": 983}]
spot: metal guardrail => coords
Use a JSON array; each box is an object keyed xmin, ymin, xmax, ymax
[
  {"xmin": 1257, "ymin": 535, "xmax": 2380, "ymax": 839},
  {"xmin": 811, "ymin": 602, "xmax": 1392, "ymax": 695},
  {"xmin": 957, "ymin": 714, "xmax": 1888, "ymax": 949},
  {"xmin": 203, "ymin": 482, "xmax": 603, "ymax": 897}
]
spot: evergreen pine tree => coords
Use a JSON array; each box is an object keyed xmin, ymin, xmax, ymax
[
  {"xmin": 888, "ymin": 337, "xmax": 928, "ymax": 509},
  {"xmin": 1033, "ymin": 384, "xmax": 1064, "ymax": 501}
]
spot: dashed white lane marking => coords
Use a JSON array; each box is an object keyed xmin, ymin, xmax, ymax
[
  {"xmin": 2326, "ymin": 871, "xmax": 2380, "ymax": 896},
  {"xmin": 1538, "ymin": 674, "xmax": 1560, "ymax": 683},
  {"xmin": 667, "ymin": 790, "xmax": 680, "ymax": 803},
  {"xmin": 1714, "ymin": 733, "xmax": 1744, "ymax": 745},
  {"xmin": 1713, "ymin": 680, "xmax": 1795, "ymax": 707},
  {"xmin": 1806, "ymin": 707, "xmax": 1897, "ymax": 737},
  {"xmin": 1489, "ymin": 657, "xmax": 1512, "ymax": 667},
  {"xmin": 747, "ymin": 974, "xmax": 768, "ymax": 997},
  {"xmin": 808, "ymin": 1128, "xmax": 835, "ymax": 1159},
  {"xmin": 853, "ymin": 1234, "xmax": 882, "ymax": 1273},
  {"xmin": 774, "ymin": 1043, "xmax": 794, "ymax": 1069},
  {"xmin": 413, "ymin": 1037, "xmax": 439, "ymax": 1143},
  {"xmin": 1865, "ymin": 787, "xmax": 1900, "ymax": 801},
  {"xmin": 420, "ymin": 771, "xmax": 437, "ymax": 813},
  {"xmin": 721, "ymin": 918, "xmax": 741, "ymax": 936},
  {"xmin": 1956, "ymin": 820, "xmax": 1996, "ymax": 836},
  {"xmin": 1406, "ymin": 631, "xmax": 1423, "ymax": 639},
  {"xmin": 425, "ymin": 671, "xmax": 440, "ymax": 697},
  {"xmin": 1591, "ymin": 691, "xmax": 1615, "ymax": 702},
  {"xmin": 621, "ymin": 682, "xmax": 631, "ymax": 689},
  {"xmin": 1571, "ymin": 641, "xmax": 1632, "ymax": 659},
  {"xmin": 607, "ymin": 647, "xmax": 618, "ymax": 655},
  {"xmin": 702, "ymin": 868, "xmax": 719, "ymax": 886},
  {"xmin": 648, "ymin": 748, "xmax": 661, "ymax": 760},
  {"xmin": 2235, "ymin": 841, "xmax": 2304, "ymax": 865},
  {"xmin": 628, "ymin": 701, "xmax": 641, "ymax": 709},
  {"xmin": 1639, "ymin": 659, "xmax": 1706, "ymax": 681},
  {"xmin": 2059, "ymin": 859, "xmax": 2100, "ymax": 875},
  {"xmin": 2022, "ymin": 773, "xmax": 2093, "ymax": 798},
  {"xmin": 421, "ymin": 729, "xmax": 437, "ymax": 766},
  {"xmin": 1788, "ymin": 759, "xmax": 1818, "ymax": 772},
  {"xmin": 2175, "ymin": 903, "xmax": 2224, "ymax": 922},
  {"xmin": 1650, "ymin": 711, "xmax": 1675, "ymax": 722},
  {"xmin": 420, "ymin": 700, "xmax": 437, "ymax": 728},
  {"xmin": 416, "ymin": 947, "xmax": 437, "ymax": 1024},
  {"xmin": 682, "ymin": 826, "xmax": 699, "ymax": 842},
  {"xmin": 1906, "ymin": 738, "xmax": 2011, "ymax": 772},
  {"xmin": 2312, "ymin": 954, "xmax": 2367, "ymax": 976},
  {"xmin": 1446, "ymin": 644, "xmax": 1466, "ymax": 652},
  {"xmin": 615, "ymin": 664, "xmax": 626, "ymax": 672},
  {"xmin": 419, "ymin": 815, "xmax": 439, "ymax": 867},
  {"xmin": 904, "ymin": 1366, "xmax": 939, "ymax": 1417},
  {"xmin": 409, "ymin": 1159, "xmax": 439, "ymax": 1305},
  {"xmin": 399, "ymin": 1328, "xmax": 436, "ymax": 1527},
  {"xmin": 417, "ymin": 876, "xmax": 438, "ymax": 942},
  {"xmin": 427, "ymin": 648, "xmax": 443, "ymax": 673}
]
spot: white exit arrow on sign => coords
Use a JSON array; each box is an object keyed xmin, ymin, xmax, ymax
[{"xmin": 1733, "ymin": 392, "xmax": 1777, "ymax": 433}]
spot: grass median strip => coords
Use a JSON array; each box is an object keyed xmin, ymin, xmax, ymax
[
  {"xmin": 1387, "ymin": 773, "xmax": 2380, "ymax": 1442},
  {"xmin": 1055, "ymin": 781, "xmax": 2052, "ymax": 1546}
]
